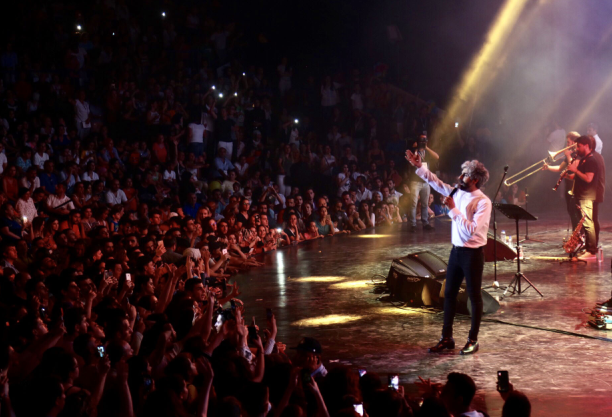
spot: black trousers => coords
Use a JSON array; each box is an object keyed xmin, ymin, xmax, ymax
[{"xmin": 442, "ymin": 246, "xmax": 485, "ymax": 341}]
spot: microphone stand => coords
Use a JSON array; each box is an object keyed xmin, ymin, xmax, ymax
[
  {"xmin": 490, "ymin": 166, "xmax": 508, "ymax": 289},
  {"xmin": 520, "ymin": 187, "xmax": 544, "ymax": 243}
]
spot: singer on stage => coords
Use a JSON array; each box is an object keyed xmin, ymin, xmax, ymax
[{"xmin": 405, "ymin": 151, "xmax": 491, "ymax": 355}]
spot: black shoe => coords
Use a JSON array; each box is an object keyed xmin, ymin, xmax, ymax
[
  {"xmin": 428, "ymin": 337, "xmax": 455, "ymax": 353},
  {"xmin": 597, "ymin": 298, "xmax": 612, "ymax": 307},
  {"xmin": 460, "ymin": 339, "xmax": 479, "ymax": 355},
  {"xmin": 423, "ymin": 224, "xmax": 435, "ymax": 231},
  {"xmin": 409, "ymin": 226, "xmax": 417, "ymax": 233}
]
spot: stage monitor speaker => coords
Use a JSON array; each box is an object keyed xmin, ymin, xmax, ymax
[
  {"xmin": 387, "ymin": 250, "xmax": 447, "ymax": 308},
  {"xmin": 386, "ymin": 249, "xmax": 500, "ymax": 314},
  {"xmin": 439, "ymin": 280, "xmax": 500, "ymax": 315},
  {"xmin": 394, "ymin": 250, "xmax": 447, "ymax": 280},
  {"xmin": 386, "ymin": 267, "xmax": 442, "ymax": 307},
  {"xmin": 484, "ymin": 232, "xmax": 516, "ymax": 262}
]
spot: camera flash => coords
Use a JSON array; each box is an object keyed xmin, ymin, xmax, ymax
[
  {"xmin": 294, "ymin": 119, "xmax": 299, "ymax": 124},
  {"xmin": 242, "ymin": 72, "xmax": 246, "ymax": 76},
  {"xmin": 76, "ymin": 25, "xmax": 82, "ymax": 31},
  {"xmin": 455, "ymin": 122, "xmax": 459, "ymax": 128},
  {"xmin": 219, "ymin": 93, "xmax": 223, "ymax": 98},
  {"xmin": 211, "ymin": 85, "xmax": 216, "ymax": 90},
  {"xmin": 22, "ymin": 216, "xmax": 27, "ymax": 222},
  {"xmin": 161, "ymin": 11, "xmax": 166, "ymax": 17},
  {"xmin": 234, "ymin": 92, "xmax": 238, "ymax": 96},
  {"xmin": 112, "ymin": 32, "xmax": 115, "ymax": 36}
]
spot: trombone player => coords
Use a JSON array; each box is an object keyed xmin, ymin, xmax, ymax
[{"xmin": 543, "ymin": 131, "xmax": 581, "ymax": 231}]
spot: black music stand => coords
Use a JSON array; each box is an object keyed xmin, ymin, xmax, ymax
[{"xmin": 494, "ymin": 203, "xmax": 544, "ymax": 298}]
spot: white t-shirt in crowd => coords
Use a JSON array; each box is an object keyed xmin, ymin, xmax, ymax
[
  {"xmin": 163, "ymin": 170, "xmax": 177, "ymax": 181},
  {"xmin": 82, "ymin": 171, "xmax": 100, "ymax": 182},
  {"xmin": 75, "ymin": 100, "xmax": 90, "ymax": 125},
  {"xmin": 337, "ymin": 173, "xmax": 351, "ymax": 196},
  {"xmin": 21, "ymin": 176, "xmax": 40, "ymax": 190},
  {"xmin": 47, "ymin": 194, "xmax": 75, "ymax": 211},
  {"xmin": 235, "ymin": 162, "xmax": 249, "ymax": 178},
  {"xmin": 106, "ymin": 189, "xmax": 128, "ymax": 205},
  {"xmin": 33, "ymin": 153, "xmax": 49, "ymax": 170},
  {"xmin": 356, "ymin": 188, "xmax": 372, "ymax": 202},
  {"xmin": 189, "ymin": 123, "xmax": 205, "ymax": 144},
  {"xmin": 0, "ymin": 152, "xmax": 7, "ymax": 174}
]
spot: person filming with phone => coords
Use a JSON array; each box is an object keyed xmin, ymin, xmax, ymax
[{"xmin": 405, "ymin": 150, "xmax": 491, "ymax": 355}]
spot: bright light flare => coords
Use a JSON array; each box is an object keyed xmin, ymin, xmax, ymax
[
  {"xmin": 355, "ymin": 234, "xmax": 391, "ymax": 239},
  {"xmin": 292, "ymin": 314, "xmax": 362, "ymax": 327},
  {"xmin": 292, "ymin": 276, "xmax": 346, "ymax": 283},
  {"xmin": 373, "ymin": 307, "xmax": 422, "ymax": 316},
  {"xmin": 440, "ymin": 0, "xmax": 530, "ymax": 140},
  {"xmin": 330, "ymin": 280, "xmax": 371, "ymax": 289}
]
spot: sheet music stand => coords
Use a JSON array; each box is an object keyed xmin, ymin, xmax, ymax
[{"xmin": 494, "ymin": 203, "xmax": 544, "ymax": 298}]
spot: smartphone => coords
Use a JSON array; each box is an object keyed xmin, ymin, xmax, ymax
[
  {"xmin": 104, "ymin": 270, "xmax": 112, "ymax": 279},
  {"xmin": 40, "ymin": 306, "xmax": 47, "ymax": 319},
  {"xmin": 358, "ymin": 368, "xmax": 367, "ymax": 377},
  {"xmin": 125, "ymin": 273, "xmax": 131, "ymax": 281},
  {"xmin": 497, "ymin": 370, "xmax": 510, "ymax": 393},
  {"xmin": 353, "ymin": 404, "xmax": 364, "ymax": 416},
  {"xmin": 266, "ymin": 308, "xmax": 273, "ymax": 321},
  {"xmin": 300, "ymin": 367, "xmax": 312, "ymax": 385},
  {"xmin": 388, "ymin": 374, "xmax": 399, "ymax": 391},
  {"xmin": 276, "ymin": 228, "xmax": 281, "ymax": 233},
  {"xmin": 230, "ymin": 299, "xmax": 236, "ymax": 311},
  {"xmin": 97, "ymin": 346, "xmax": 105, "ymax": 358},
  {"xmin": 248, "ymin": 325, "xmax": 258, "ymax": 340},
  {"xmin": 222, "ymin": 248, "xmax": 228, "ymax": 255},
  {"xmin": 214, "ymin": 312, "xmax": 226, "ymax": 332}
]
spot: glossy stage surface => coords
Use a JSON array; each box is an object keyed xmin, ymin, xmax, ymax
[{"xmin": 235, "ymin": 209, "xmax": 612, "ymax": 417}]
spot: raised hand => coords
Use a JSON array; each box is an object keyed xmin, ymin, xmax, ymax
[{"xmin": 404, "ymin": 150, "xmax": 422, "ymax": 168}]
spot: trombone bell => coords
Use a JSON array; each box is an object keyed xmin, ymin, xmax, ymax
[{"xmin": 503, "ymin": 143, "xmax": 576, "ymax": 187}]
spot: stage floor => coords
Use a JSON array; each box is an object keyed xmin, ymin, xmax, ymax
[{"xmin": 233, "ymin": 211, "xmax": 612, "ymax": 417}]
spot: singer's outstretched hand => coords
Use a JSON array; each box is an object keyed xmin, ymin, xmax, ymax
[
  {"xmin": 405, "ymin": 150, "xmax": 422, "ymax": 168},
  {"xmin": 443, "ymin": 196, "xmax": 455, "ymax": 210}
]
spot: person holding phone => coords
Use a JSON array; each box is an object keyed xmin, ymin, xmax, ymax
[
  {"xmin": 406, "ymin": 151, "xmax": 491, "ymax": 355},
  {"xmin": 292, "ymin": 337, "xmax": 328, "ymax": 379}
]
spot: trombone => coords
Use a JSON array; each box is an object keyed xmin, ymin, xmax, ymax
[{"xmin": 504, "ymin": 143, "xmax": 577, "ymax": 186}]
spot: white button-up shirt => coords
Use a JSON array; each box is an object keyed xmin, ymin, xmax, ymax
[{"xmin": 416, "ymin": 166, "xmax": 491, "ymax": 248}]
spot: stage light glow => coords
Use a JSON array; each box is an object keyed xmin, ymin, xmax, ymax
[
  {"xmin": 374, "ymin": 307, "xmax": 422, "ymax": 316},
  {"xmin": 440, "ymin": 0, "xmax": 530, "ymax": 141},
  {"xmin": 292, "ymin": 314, "xmax": 362, "ymax": 327},
  {"xmin": 293, "ymin": 276, "xmax": 346, "ymax": 283},
  {"xmin": 330, "ymin": 280, "xmax": 370, "ymax": 289},
  {"xmin": 572, "ymin": 72, "xmax": 612, "ymax": 130},
  {"xmin": 355, "ymin": 234, "xmax": 391, "ymax": 239}
]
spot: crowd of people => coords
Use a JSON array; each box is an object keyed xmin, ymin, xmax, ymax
[{"xmin": 0, "ymin": 2, "xmax": 527, "ymax": 417}]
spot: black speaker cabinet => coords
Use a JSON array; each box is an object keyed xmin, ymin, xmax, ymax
[{"xmin": 387, "ymin": 250, "xmax": 500, "ymax": 315}]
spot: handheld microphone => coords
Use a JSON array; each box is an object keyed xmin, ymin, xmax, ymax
[
  {"xmin": 449, "ymin": 184, "xmax": 459, "ymax": 198},
  {"xmin": 504, "ymin": 165, "xmax": 509, "ymax": 173}
]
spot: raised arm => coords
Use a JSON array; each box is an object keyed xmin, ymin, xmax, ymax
[{"xmin": 405, "ymin": 150, "xmax": 453, "ymax": 196}]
